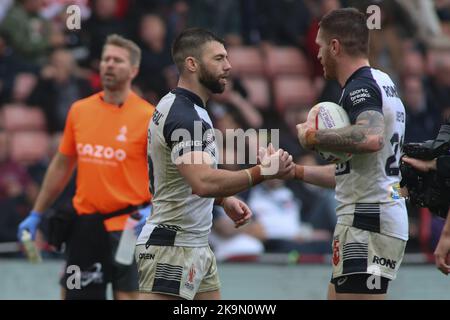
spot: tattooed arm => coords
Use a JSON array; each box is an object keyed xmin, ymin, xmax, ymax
[
  {"xmin": 298, "ymin": 110, "xmax": 385, "ymax": 154},
  {"xmin": 315, "ymin": 110, "xmax": 385, "ymax": 153}
]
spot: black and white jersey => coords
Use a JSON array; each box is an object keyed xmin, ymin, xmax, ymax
[
  {"xmin": 137, "ymin": 87, "xmax": 218, "ymax": 247},
  {"xmin": 335, "ymin": 66, "xmax": 408, "ymax": 240}
]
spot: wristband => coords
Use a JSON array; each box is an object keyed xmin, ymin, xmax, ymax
[
  {"xmin": 246, "ymin": 166, "xmax": 264, "ymax": 187},
  {"xmin": 214, "ymin": 197, "xmax": 226, "ymax": 206},
  {"xmin": 305, "ymin": 128, "xmax": 318, "ymax": 148},
  {"xmin": 295, "ymin": 165, "xmax": 305, "ymax": 180}
]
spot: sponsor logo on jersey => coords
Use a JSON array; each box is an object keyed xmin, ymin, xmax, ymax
[
  {"xmin": 372, "ymin": 255, "xmax": 396, "ymax": 269},
  {"xmin": 116, "ymin": 126, "xmax": 127, "ymax": 142},
  {"xmin": 138, "ymin": 253, "xmax": 155, "ymax": 260},
  {"xmin": 349, "ymin": 88, "xmax": 371, "ymax": 105},
  {"xmin": 389, "ymin": 183, "xmax": 402, "ymax": 200},
  {"xmin": 77, "ymin": 143, "xmax": 127, "ymax": 161}
]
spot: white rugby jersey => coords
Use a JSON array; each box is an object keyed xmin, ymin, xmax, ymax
[
  {"xmin": 334, "ymin": 66, "xmax": 408, "ymax": 240},
  {"xmin": 136, "ymin": 87, "xmax": 218, "ymax": 247}
]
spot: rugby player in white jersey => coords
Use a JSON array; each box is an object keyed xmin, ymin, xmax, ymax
[
  {"xmin": 295, "ymin": 8, "xmax": 408, "ymax": 300},
  {"xmin": 136, "ymin": 28, "xmax": 294, "ymax": 300}
]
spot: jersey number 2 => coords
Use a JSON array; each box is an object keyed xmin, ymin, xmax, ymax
[{"xmin": 385, "ymin": 133, "xmax": 403, "ymax": 176}]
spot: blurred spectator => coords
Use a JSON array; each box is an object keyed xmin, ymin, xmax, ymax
[
  {"xmin": 11, "ymin": 72, "xmax": 38, "ymax": 104},
  {"xmin": 368, "ymin": 1, "xmax": 414, "ymax": 84},
  {"xmin": 0, "ymin": 0, "xmax": 64, "ymax": 65},
  {"xmin": 304, "ymin": 0, "xmax": 341, "ymax": 79},
  {"xmin": 428, "ymin": 53, "xmax": 450, "ymax": 120},
  {"xmin": 254, "ymin": 0, "xmax": 311, "ymax": 46},
  {"xmin": 0, "ymin": 131, "xmax": 39, "ymax": 242},
  {"xmin": 28, "ymin": 49, "xmax": 93, "ymax": 133},
  {"xmin": 403, "ymin": 76, "xmax": 441, "ymax": 143},
  {"xmin": 135, "ymin": 14, "xmax": 173, "ymax": 104},
  {"xmin": 40, "ymin": 0, "xmax": 91, "ymax": 21},
  {"xmin": 286, "ymin": 152, "xmax": 337, "ymax": 234},
  {"xmin": 400, "ymin": 48, "xmax": 427, "ymax": 79},
  {"xmin": 0, "ymin": 35, "xmax": 38, "ymax": 105},
  {"xmin": 0, "ymin": 0, "xmax": 13, "ymax": 23},
  {"xmin": 82, "ymin": 0, "xmax": 127, "ymax": 68},
  {"xmin": 396, "ymin": 0, "xmax": 450, "ymax": 47},
  {"xmin": 209, "ymin": 205, "xmax": 265, "ymax": 262},
  {"xmin": 247, "ymin": 179, "xmax": 332, "ymax": 254},
  {"xmin": 166, "ymin": 0, "xmax": 190, "ymax": 38},
  {"xmin": 211, "ymin": 78, "xmax": 263, "ymax": 130},
  {"xmin": 187, "ymin": 0, "xmax": 242, "ymax": 46},
  {"xmin": 275, "ymin": 104, "xmax": 311, "ymax": 160}
]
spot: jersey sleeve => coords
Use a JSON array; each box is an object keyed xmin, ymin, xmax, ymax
[
  {"xmin": 163, "ymin": 114, "xmax": 212, "ymax": 161},
  {"xmin": 58, "ymin": 105, "xmax": 77, "ymax": 156},
  {"xmin": 342, "ymin": 82, "xmax": 383, "ymax": 124}
]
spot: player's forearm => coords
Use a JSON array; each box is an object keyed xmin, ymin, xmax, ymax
[
  {"xmin": 294, "ymin": 164, "xmax": 336, "ymax": 189},
  {"xmin": 314, "ymin": 125, "xmax": 383, "ymax": 154},
  {"xmin": 33, "ymin": 153, "xmax": 76, "ymax": 213},
  {"xmin": 192, "ymin": 166, "xmax": 263, "ymax": 197},
  {"xmin": 312, "ymin": 110, "xmax": 385, "ymax": 154}
]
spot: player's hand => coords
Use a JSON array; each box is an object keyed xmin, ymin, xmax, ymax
[
  {"xmin": 434, "ymin": 233, "xmax": 450, "ymax": 275},
  {"xmin": 296, "ymin": 106, "xmax": 319, "ymax": 150},
  {"xmin": 134, "ymin": 205, "xmax": 152, "ymax": 236},
  {"xmin": 258, "ymin": 145, "xmax": 294, "ymax": 180},
  {"xmin": 222, "ymin": 197, "xmax": 252, "ymax": 228},
  {"xmin": 402, "ymin": 156, "xmax": 437, "ymax": 172},
  {"xmin": 17, "ymin": 211, "xmax": 42, "ymax": 241}
]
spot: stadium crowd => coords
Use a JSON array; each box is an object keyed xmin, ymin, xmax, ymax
[{"xmin": 1, "ymin": 0, "xmax": 450, "ymax": 260}]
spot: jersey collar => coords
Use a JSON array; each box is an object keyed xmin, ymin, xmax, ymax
[
  {"xmin": 172, "ymin": 87, "xmax": 205, "ymax": 109},
  {"xmin": 98, "ymin": 91, "xmax": 134, "ymax": 107},
  {"xmin": 344, "ymin": 66, "xmax": 371, "ymax": 88}
]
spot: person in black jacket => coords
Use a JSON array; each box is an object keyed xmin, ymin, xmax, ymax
[{"xmin": 403, "ymin": 155, "xmax": 450, "ymax": 275}]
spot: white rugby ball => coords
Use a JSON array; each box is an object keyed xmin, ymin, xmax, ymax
[{"xmin": 311, "ymin": 101, "xmax": 353, "ymax": 163}]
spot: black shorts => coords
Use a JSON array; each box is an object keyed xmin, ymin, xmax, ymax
[
  {"xmin": 331, "ymin": 273, "xmax": 389, "ymax": 294},
  {"xmin": 60, "ymin": 214, "xmax": 138, "ymax": 300}
]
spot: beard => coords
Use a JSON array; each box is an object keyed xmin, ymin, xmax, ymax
[
  {"xmin": 323, "ymin": 54, "xmax": 338, "ymax": 80},
  {"xmin": 101, "ymin": 72, "xmax": 128, "ymax": 91},
  {"xmin": 198, "ymin": 64, "xmax": 225, "ymax": 94}
]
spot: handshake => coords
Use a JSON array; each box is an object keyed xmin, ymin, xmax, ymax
[{"xmin": 256, "ymin": 144, "xmax": 302, "ymax": 181}]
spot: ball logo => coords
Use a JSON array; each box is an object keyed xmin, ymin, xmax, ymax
[{"xmin": 77, "ymin": 143, "xmax": 127, "ymax": 161}]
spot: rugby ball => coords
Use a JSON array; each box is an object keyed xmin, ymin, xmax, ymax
[{"xmin": 312, "ymin": 101, "xmax": 353, "ymax": 163}]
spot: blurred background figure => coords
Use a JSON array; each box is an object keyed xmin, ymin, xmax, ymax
[
  {"xmin": 0, "ymin": 0, "xmax": 64, "ymax": 65},
  {"xmin": 247, "ymin": 179, "xmax": 332, "ymax": 254},
  {"xmin": 28, "ymin": 48, "xmax": 92, "ymax": 133}
]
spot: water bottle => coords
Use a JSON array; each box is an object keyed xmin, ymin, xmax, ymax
[
  {"xmin": 21, "ymin": 230, "xmax": 42, "ymax": 263},
  {"xmin": 115, "ymin": 212, "xmax": 141, "ymax": 265}
]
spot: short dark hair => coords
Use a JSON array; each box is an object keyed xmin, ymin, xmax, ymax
[
  {"xmin": 172, "ymin": 28, "xmax": 225, "ymax": 72},
  {"xmin": 319, "ymin": 8, "xmax": 369, "ymax": 57}
]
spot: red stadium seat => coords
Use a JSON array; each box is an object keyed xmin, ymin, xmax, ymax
[
  {"xmin": 9, "ymin": 131, "xmax": 50, "ymax": 163},
  {"xmin": 228, "ymin": 46, "xmax": 265, "ymax": 76},
  {"xmin": 264, "ymin": 46, "xmax": 310, "ymax": 78},
  {"xmin": 273, "ymin": 75, "xmax": 316, "ymax": 113},
  {"xmin": 241, "ymin": 76, "xmax": 271, "ymax": 110},
  {"xmin": 2, "ymin": 104, "xmax": 47, "ymax": 131}
]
